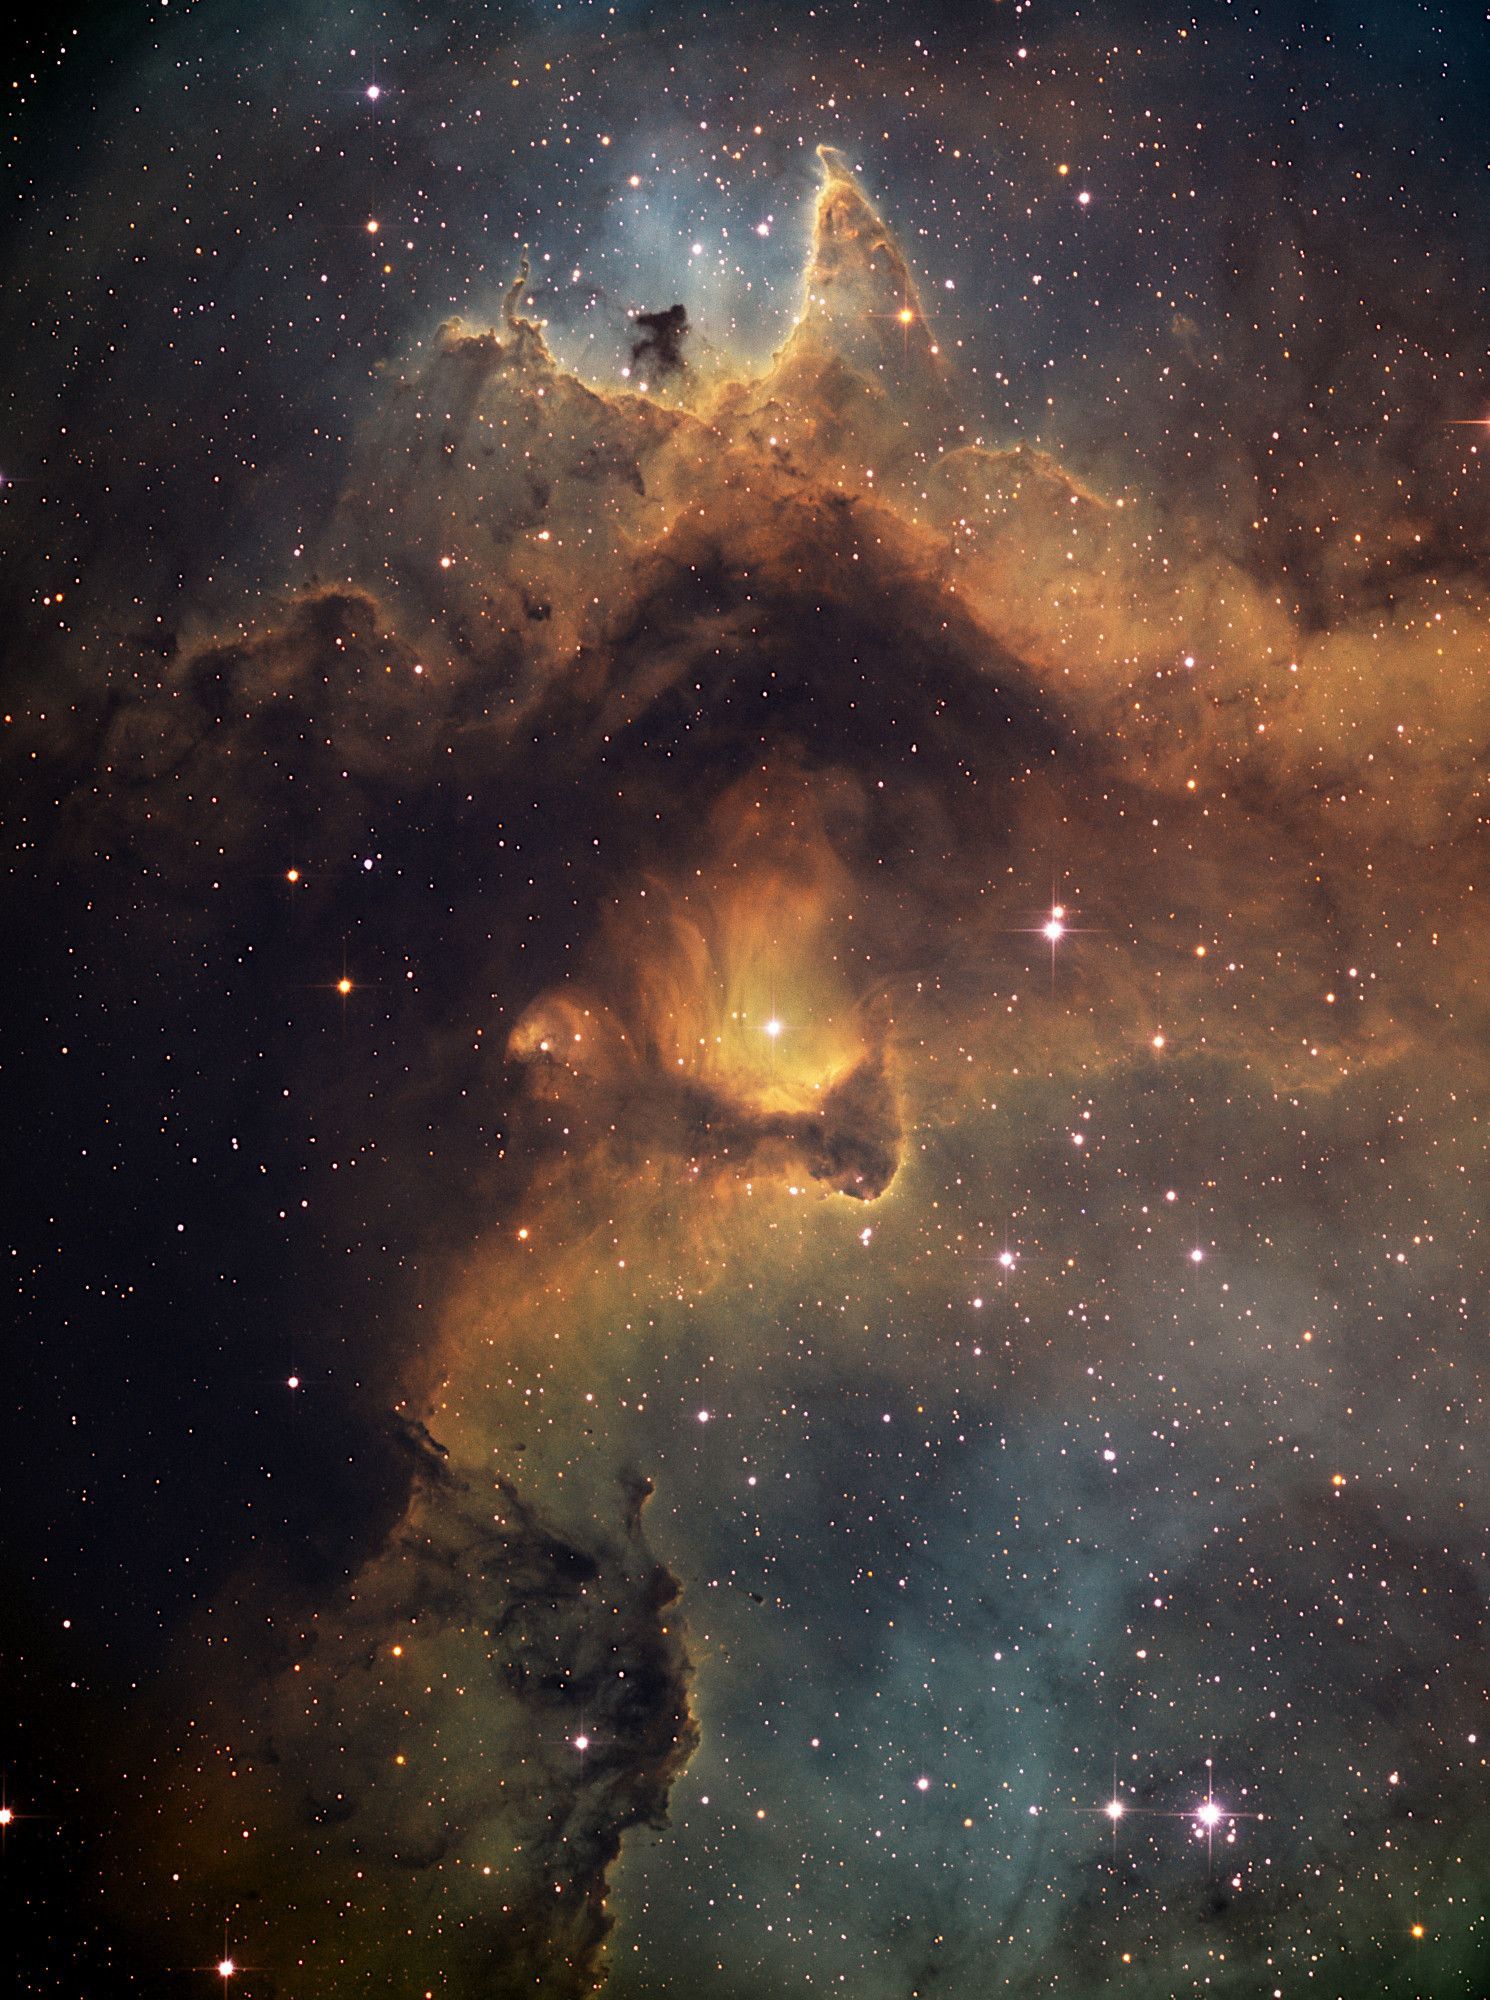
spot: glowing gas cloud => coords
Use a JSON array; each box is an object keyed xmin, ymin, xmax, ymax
[{"xmin": 28, "ymin": 139, "xmax": 1490, "ymax": 1997}]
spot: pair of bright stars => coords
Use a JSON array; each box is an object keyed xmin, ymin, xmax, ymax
[
  {"xmin": 284, "ymin": 871, "xmax": 354, "ymax": 996},
  {"xmin": 1101, "ymin": 1793, "xmax": 1223, "ymax": 1827}
]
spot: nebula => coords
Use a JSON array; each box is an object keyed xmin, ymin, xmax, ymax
[
  {"xmin": 76, "ymin": 146, "xmax": 1488, "ymax": 1991},
  {"xmin": 9, "ymin": 32, "xmax": 1490, "ymax": 1994}
]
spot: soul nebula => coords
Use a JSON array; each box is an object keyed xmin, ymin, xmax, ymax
[{"xmin": 7, "ymin": 8, "xmax": 1490, "ymax": 1998}]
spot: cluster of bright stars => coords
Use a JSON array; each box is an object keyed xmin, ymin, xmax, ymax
[{"xmin": 1089, "ymin": 1764, "xmax": 1262, "ymax": 1867}]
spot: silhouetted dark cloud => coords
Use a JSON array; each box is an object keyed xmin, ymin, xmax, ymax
[{"xmin": 629, "ymin": 303, "xmax": 689, "ymax": 378}]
